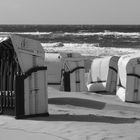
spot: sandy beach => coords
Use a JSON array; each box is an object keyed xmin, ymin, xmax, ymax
[
  {"xmin": 0, "ymin": 85, "xmax": 140, "ymax": 140},
  {"xmin": 0, "ymin": 4, "xmax": 140, "ymax": 139},
  {"xmin": 0, "ymin": 46, "xmax": 140, "ymax": 140},
  {"xmin": 0, "ymin": 37, "xmax": 140, "ymax": 139}
]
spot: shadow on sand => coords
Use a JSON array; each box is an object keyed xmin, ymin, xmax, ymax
[
  {"xmin": 48, "ymin": 97, "xmax": 106, "ymax": 110},
  {"xmin": 25, "ymin": 114, "xmax": 138, "ymax": 124},
  {"xmin": 48, "ymin": 97, "xmax": 140, "ymax": 112},
  {"xmin": 23, "ymin": 97, "xmax": 139, "ymax": 124}
]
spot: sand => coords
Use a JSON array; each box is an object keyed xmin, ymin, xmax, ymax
[
  {"xmin": 0, "ymin": 86, "xmax": 140, "ymax": 140},
  {"xmin": 0, "ymin": 46, "xmax": 140, "ymax": 139},
  {"xmin": 47, "ymin": 86, "xmax": 140, "ymax": 140}
]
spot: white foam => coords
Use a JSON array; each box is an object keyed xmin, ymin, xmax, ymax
[
  {"xmin": 64, "ymin": 31, "xmax": 140, "ymax": 38},
  {"xmin": 0, "ymin": 32, "xmax": 52, "ymax": 35},
  {"xmin": 0, "ymin": 36, "xmax": 9, "ymax": 42},
  {"xmin": 1, "ymin": 31, "xmax": 139, "ymax": 38},
  {"xmin": 42, "ymin": 43, "xmax": 139, "ymax": 56}
]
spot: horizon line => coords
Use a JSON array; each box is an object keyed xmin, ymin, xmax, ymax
[{"xmin": 0, "ymin": 23, "xmax": 140, "ymax": 26}]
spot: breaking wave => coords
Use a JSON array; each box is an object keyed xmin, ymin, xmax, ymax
[
  {"xmin": 1, "ymin": 31, "xmax": 140, "ymax": 38},
  {"xmin": 64, "ymin": 31, "xmax": 140, "ymax": 38},
  {"xmin": 0, "ymin": 32, "xmax": 52, "ymax": 35},
  {"xmin": 42, "ymin": 43, "xmax": 139, "ymax": 56},
  {"xmin": 1, "ymin": 29, "xmax": 140, "ymax": 48}
]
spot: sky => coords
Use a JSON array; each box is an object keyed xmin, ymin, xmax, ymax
[{"xmin": 0, "ymin": 0, "xmax": 140, "ymax": 24}]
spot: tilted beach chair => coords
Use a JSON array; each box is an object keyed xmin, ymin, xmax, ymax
[{"xmin": 87, "ymin": 56, "xmax": 119, "ymax": 94}]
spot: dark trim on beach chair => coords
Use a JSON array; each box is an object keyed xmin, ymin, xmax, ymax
[
  {"xmin": 23, "ymin": 66, "xmax": 47, "ymax": 79},
  {"xmin": 109, "ymin": 66, "xmax": 117, "ymax": 73},
  {"xmin": 91, "ymin": 80, "xmax": 106, "ymax": 84},
  {"xmin": 127, "ymin": 73, "xmax": 140, "ymax": 79},
  {"xmin": 63, "ymin": 72, "xmax": 71, "ymax": 91},
  {"xmin": 62, "ymin": 66, "xmax": 84, "ymax": 91},
  {"xmin": 48, "ymin": 83, "xmax": 61, "ymax": 85},
  {"xmin": 70, "ymin": 66, "xmax": 85, "ymax": 73}
]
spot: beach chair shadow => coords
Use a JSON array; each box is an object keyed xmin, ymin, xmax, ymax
[
  {"xmin": 48, "ymin": 97, "xmax": 106, "ymax": 110},
  {"xmin": 25, "ymin": 114, "xmax": 137, "ymax": 124},
  {"xmin": 23, "ymin": 97, "xmax": 138, "ymax": 124}
]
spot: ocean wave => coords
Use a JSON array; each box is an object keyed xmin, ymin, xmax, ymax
[
  {"xmin": 64, "ymin": 31, "xmax": 140, "ymax": 38},
  {"xmin": 0, "ymin": 31, "xmax": 140, "ymax": 38},
  {"xmin": 42, "ymin": 43, "xmax": 139, "ymax": 56},
  {"xmin": 0, "ymin": 32, "xmax": 52, "ymax": 35},
  {"xmin": 0, "ymin": 35, "xmax": 139, "ymax": 56}
]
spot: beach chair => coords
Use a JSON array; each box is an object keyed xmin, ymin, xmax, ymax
[
  {"xmin": 60, "ymin": 53, "xmax": 86, "ymax": 92},
  {"xmin": 0, "ymin": 34, "xmax": 48, "ymax": 118},
  {"xmin": 45, "ymin": 52, "xmax": 86, "ymax": 92},
  {"xmin": 117, "ymin": 53, "xmax": 140, "ymax": 102},
  {"xmin": 87, "ymin": 56, "xmax": 119, "ymax": 94}
]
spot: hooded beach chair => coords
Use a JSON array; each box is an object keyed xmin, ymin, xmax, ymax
[
  {"xmin": 87, "ymin": 56, "xmax": 119, "ymax": 94},
  {"xmin": 117, "ymin": 53, "xmax": 140, "ymax": 102},
  {"xmin": 45, "ymin": 52, "xmax": 86, "ymax": 92},
  {"xmin": 60, "ymin": 53, "xmax": 86, "ymax": 92},
  {"xmin": 0, "ymin": 34, "xmax": 48, "ymax": 118}
]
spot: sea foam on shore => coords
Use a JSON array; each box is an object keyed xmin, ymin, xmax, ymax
[{"xmin": 42, "ymin": 43, "xmax": 139, "ymax": 56}]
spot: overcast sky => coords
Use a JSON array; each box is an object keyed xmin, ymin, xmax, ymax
[{"xmin": 0, "ymin": 0, "xmax": 139, "ymax": 24}]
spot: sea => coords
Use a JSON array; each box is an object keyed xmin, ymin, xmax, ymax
[{"xmin": 0, "ymin": 24, "xmax": 140, "ymax": 56}]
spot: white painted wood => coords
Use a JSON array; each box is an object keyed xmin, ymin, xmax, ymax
[
  {"xmin": 30, "ymin": 74, "xmax": 36, "ymax": 115},
  {"xmin": 70, "ymin": 61, "xmax": 76, "ymax": 92},
  {"xmin": 137, "ymin": 78, "xmax": 140, "ymax": 101},
  {"xmin": 44, "ymin": 70, "xmax": 48, "ymax": 112},
  {"xmin": 24, "ymin": 78, "xmax": 30, "ymax": 115},
  {"xmin": 36, "ymin": 71, "xmax": 47, "ymax": 114},
  {"xmin": 79, "ymin": 60, "xmax": 85, "ymax": 91},
  {"xmin": 126, "ymin": 76, "xmax": 136, "ymax": 101},
  {"xmin": 116, "ymin": 87, "xmax": 126, "ymax": 102},
  {"xmin": 45, "ymin": 53, "xmax": 62, "ymax": 84},
  {"xmin": 24, "ymin": 68, "xmax": 48, "ymax": 115}
]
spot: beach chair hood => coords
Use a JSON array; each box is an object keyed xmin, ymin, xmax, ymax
[{"xmin": 10, "ymin": 35, "xmax": 45, "ymax": 73}]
